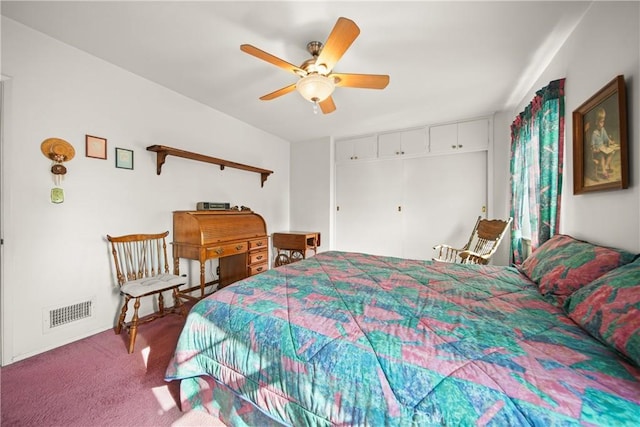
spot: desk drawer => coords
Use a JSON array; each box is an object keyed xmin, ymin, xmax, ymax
[
  {"xmin": 249, "ymin": 250, "xmax": 268, "ymax": 265},
  {"xmin": 249, "ymin": 238, "xmax": 268, "ymax": 250},
  {"xmin": 249, "ymin": 262, "xmax": 268, "ymax": 276},
  {"xmin": 205, "ymin": 242, "xmax": 247, "ymax": 258}
]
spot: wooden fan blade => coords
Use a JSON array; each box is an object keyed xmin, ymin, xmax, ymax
[
  {"xmin": 315, "ymin": 17, "xmax": 360, "ymax": 72},
  {"xmin": 241, "ymin": 44, "xmax": 306, "ymax": 76},
  {"xmin": 259, "ymin": 83, "xmax": 297, "ymax": 100},
  {"xmin": 319, "ymin": 96, "xmax": 336, "ymax": 114},
  {"xmin": 332, "ymin": 73, "xmax": 390, "ymax": 89}
]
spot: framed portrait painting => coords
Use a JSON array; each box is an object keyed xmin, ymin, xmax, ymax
[{"xmin": 572, "ymin": 75, "xmax": 628, "ymax": 194}]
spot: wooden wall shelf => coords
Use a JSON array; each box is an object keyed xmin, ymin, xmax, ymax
[{"xmin": 146, "ymin": 145, "xmax": 273, "ymax": 187}]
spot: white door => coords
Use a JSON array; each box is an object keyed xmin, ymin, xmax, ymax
[
  {"xmin": 402, "ymin": 151, "xmax": 488, "ymax": 260},
  {"xmin": 335, "ymin": 159, "xmax": 403, "ymax": 257}
]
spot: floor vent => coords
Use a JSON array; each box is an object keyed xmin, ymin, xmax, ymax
[{"xmin": 46, "ymin": 300, "xmax": 93, "ymax": 330}]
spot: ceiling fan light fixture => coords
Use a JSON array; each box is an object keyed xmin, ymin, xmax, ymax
[
  {"xmin": 242, "ymin": 17, "xmax": 388, "ymax": 114},
  {"xmin": 296, "ymin": 73, "xmax": 335, "ymax": 103}
]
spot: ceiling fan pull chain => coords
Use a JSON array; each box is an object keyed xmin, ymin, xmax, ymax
[{"xmin": 312, "ymin": 100, "xmax": 319, "ymax": 115}]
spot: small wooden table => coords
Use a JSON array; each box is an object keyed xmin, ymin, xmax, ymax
[{"xmin": 272, "ymin": 231, "xmax": 321, "ymax": 266}]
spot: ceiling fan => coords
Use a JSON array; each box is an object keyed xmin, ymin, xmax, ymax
[{"xmin": 240, "ymin": 17, "xmax": 390, "ymax": 114}]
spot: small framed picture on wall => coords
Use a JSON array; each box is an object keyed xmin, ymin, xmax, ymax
[
  {"xmin": 115, "ymin": 148, "xmax": 134, "ymax": 170},
  {"xmin": 86, "ymin": 135, "xmax": 107, "ymax": 159}
]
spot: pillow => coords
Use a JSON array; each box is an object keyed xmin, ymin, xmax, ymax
[
  {"xmin": 564, "ymin": 259, "xmax": 640, "ymax": 367},
  {"xmin": 519, "ymin": 234, "xmax": 636, "ymax": 305}
]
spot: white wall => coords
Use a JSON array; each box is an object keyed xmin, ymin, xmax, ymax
[
  {"xmin": 491, "ymin": 110, "xmax": 514, "ymax": 265},
  {"xmin": 1, "ymin": 18, "xmax": 290, "ymax": 364},
  {"xmin": 289, "ymin": 137, "xmax": 333, "ymax": 252},
  {"xmin": 493, "ymin": 2, "xmax": 640, "ymax": 254}
]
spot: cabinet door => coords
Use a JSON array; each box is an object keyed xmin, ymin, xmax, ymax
[
  {"xmin": 336, "ymin": 135, "xmax": 377, "ymax": 162},
  {"xmin": 335, "ymin": 140, "xmax": 355, "ymax": 162},
  {"xmin": 458, "ymin": 118, "xmax": 489, "ymax": 151},
  {"xmin": 428, "ymin": 123, "xmax": 458, "ymax": 154},
  {"xmin": 402, "ymin": 151, "xmax": 488, "ymax": 260},
  {"xmin": 219, "ymin": 253, "xmax": 249, "ymax": 288},
  {"xmin": 335, "ymin": 160, "xmax": 403, "ymax": 257},
  {"xmin": 401, "ymin": 128, "xmax": 427, "ymax": 155},
  {"xmin": 378, "ymin": 129, "xmax": 427, "ymax": 158},
  {"xmin": 377, "ymin": 132, "xmax": 402, "ymax": 157},
  {"xmin": 429, "ymin": 119, "xmax": 490, "ymax": 154},
  {"xmin": 352, "ymin": 135, "xmax": 377, "ymax": 160}
]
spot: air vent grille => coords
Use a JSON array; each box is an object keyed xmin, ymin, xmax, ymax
[{"xmin": 48, "ymin": 300, "xmax": 93, "ymax": 329}]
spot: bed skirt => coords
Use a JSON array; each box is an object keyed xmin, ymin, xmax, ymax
[{"xmin": 180, "ymin": 375, "xmax": 286, "ymax": 427}]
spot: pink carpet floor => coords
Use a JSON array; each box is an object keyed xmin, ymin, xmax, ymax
[{"xmin": 1, "ymin": 312, "xmax": 220, "ymax": 426}]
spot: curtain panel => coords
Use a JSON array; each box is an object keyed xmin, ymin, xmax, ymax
[{"xmin": 510, "ymin": 78, "xmax": 565, "ymax": 264}]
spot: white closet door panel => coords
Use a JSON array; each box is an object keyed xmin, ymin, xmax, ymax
[
  {"xmin": 402, "ymin": 151, "xmax": 487, "ymax": 260},
  {"xmin": 335, "ymin": 160, "xmax": 403, "ymax": 257}
]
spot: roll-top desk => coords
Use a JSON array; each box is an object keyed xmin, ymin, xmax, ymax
[{"xmin": 172, "ymin": 210, "xmax": 268, "ymax": 298}]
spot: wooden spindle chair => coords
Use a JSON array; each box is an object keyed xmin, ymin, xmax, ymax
[
  {"xmin": 107, "ymin": 231, "xmax": 187, "ymax": 353},
  {"xmin": 433, "ymin": 216, "xmax": 512, "ymax": 265}
]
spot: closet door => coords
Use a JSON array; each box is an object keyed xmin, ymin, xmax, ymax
[
  {"xmin": 335, "ymin": 159, "xmax": 403, "ymax": 257},
  {"xmin": 402, "ymin": 151, "xmax": 488, "ymax": 260}
]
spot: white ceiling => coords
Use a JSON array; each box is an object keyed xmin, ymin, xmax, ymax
[{"xmin": 1, "ymin": 1, "xmax": 591, "ymax": 143}]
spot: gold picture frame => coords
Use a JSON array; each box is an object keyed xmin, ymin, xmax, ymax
[{"xmin": 572, "ymin": 75, "xmax": 628, "ymax": 194}]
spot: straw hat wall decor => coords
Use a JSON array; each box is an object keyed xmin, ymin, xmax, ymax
[{"xmin": 41, "ymin": 137, "xmax": 75, "ymax": 187}]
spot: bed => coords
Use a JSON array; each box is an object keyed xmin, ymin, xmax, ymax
[{"xmin": 165, "ymin": 234, "xmax": 640, "ymax": 426}]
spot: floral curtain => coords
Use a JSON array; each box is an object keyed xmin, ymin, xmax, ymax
[{"xmin": 510, "ymin": 78, "xmax": 565, "ymax": 264}]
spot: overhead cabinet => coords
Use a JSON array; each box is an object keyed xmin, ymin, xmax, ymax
[
  {"xmin": 335, "ymin": 135, "xmax": 377, "ymax": 162},
  {"xmin": 428, "ymin": 118, "xmax": 489, "ymax": 154},
  {"xmin": 336, "ymin": 117, "xmax": 491, "ymax": 162},
  {"xmin": 378, "ymin": 128, "xmax": 427, "ymax": 158}
]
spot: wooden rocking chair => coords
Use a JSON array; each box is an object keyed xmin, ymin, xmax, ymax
[
  {"xmin": 107, "ymin": 231, "xmax": 187, "ymax": 353},
  {"xmin": 433, "ymin": 216, "xmax": 512, "ymax": 265}
]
